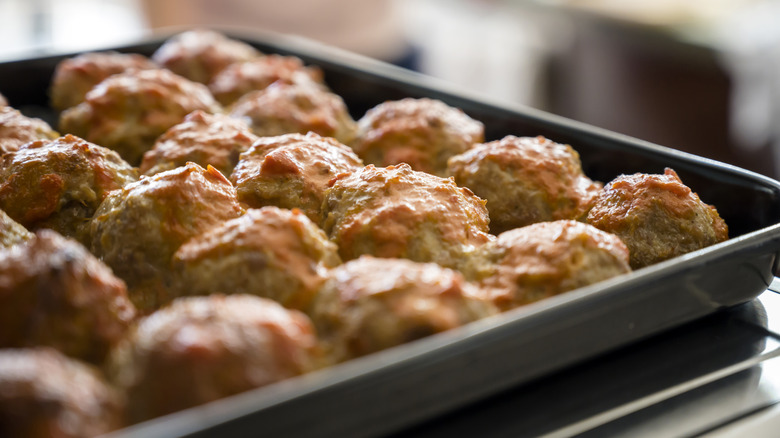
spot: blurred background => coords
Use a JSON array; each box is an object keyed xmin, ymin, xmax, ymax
[{"xmin": 1, "ymin": 0, "xmax": 780, "ymax": 177}]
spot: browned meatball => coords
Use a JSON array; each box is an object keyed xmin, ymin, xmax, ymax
[
  {"xmin": 0, "ymin": 209, "xmax": 32, "ymax": 248},
  {"xmin": 586, "ymin": 168, "xmax": 729, "ymax": 269},
  {"xmin": 209, "ymin": 54, "xmax": 325, "ymax": 106},
  {"xmin": 231, "ymin": 132, "xmax": 363, "ymax": 222},
  {"xmin": 90, "ymin": 163, "xmax": 244, "ymax": 312},
  {"xmin": 465, "ymin": 220, "xmax": 631, "ymax": 311},
  {"xmin": 0, "ymin": 230, "xmax": 136, "ymax": 363},
  {"xmin": 152, "ymin": 29, "xmax": 261, "ymax": 84},
  {"xmin": 447, "ymin": 135, "xmax": 603, "ymax": 234},
  {"xmin": 0, "ymin": 348, "xmax": 125, "ymax": 438},
  {"xmin": 173, "ymin": 207, "xmax": 340, "ymax": 310},
  {"xmin": 50, "ymin": 51, "xmax": 157, "ymax": 111},
  {"xmin": 229, "ymin": 81, "xmax": 357, "ymax": 144},
  {"xmin": 59, "ymin": 68, "xmax": 222, "ymax": 165},
  {"xmin": 139, "ymin": 110, "xmax": 258, "ymax": 177},
  {"xmin": 321, "ymin": 164, "xmax": 492, "ymax": 268},
  {"xmin": 353, "ymin": 98, "xmax": 484, "ymax": 177},
  {"xmin": 0, "ymin": 106, "xmax": 59, "ymax": 155},
  {"xmin": 310, "ymin": 256, "xmax": 497, "ymax": 363},
  {"xmin": 109, "ymin": 294, "xmax": 319, "ymax": 424},
  {"xmin": 0, "ymin": 135, "xmax": 137, "ymax": 245}
]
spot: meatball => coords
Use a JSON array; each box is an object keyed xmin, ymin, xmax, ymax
[
  {"xmin": 59, "ymin": 68, "xmax": 222, "ymax": 165},
  {"xmin": 0, "ymin": 134, "xmax": 138, "ymax": 245},
  {"xmin": 0, "ymin": 209, "xmax": 32, "ymax": 248},
  {"xmin": 50, "ymin": 51, "xmax": 157, "ymax": 111},
  {"xmin": 0, "ymin": 106, "xmax": 59, "ymax": 155},
  {"xmin": 231, "ymin": 132, "xmax": 363, "ymax": 222},
  {"xmin": 109, "ymin": 294, "xmax": 319, "ymax": 424},
  {"xmin": 90, "ymin": 163, "xmax": 244, "ymax": 312},
  {"xmin": 0, "ymin": 92, "xmax": 6, "ymax": 107},
  {"xmin": 352, "ymin": 98, "xmax": 484, "ymax": 177},
  {"xmin": 152, "ymin": 29, "xmax": 261, "ymax": 84},
  {"xmin": 139, "ymin": 110, "xmax": 258, "ymax": 177},
  {"xmin": 447, "ymin": 135, "xmax": 603, "ymax": 234},
  {"xmin": 310, "ymin": 256, "xmax": 497, "ymax": 363},
  {"xmin": 173, "ymin": 207, "xmax": 340, "ymax": 310},
  {"xmin": 465, "ymin": 220, "xmax": 631, "ymax": 311},
  {"xmin": 586, "ymin": 168, "xmax": 729, "ymax": 269},
  {"xmin": 321, "ymin": 164, "xmax": 492, "ymax": 268},
  {"xmin": 0, "ymin": 230, "xmax": 136, "ymax": 363},
  {"xmin": 209, "ymin": 54, "xmax": 325, "ymax": 106},
  {"xmin": 229, "ymin": 81, "xmax": 357, "ymax": 144},
  {"xmin": 0, "ymin": 348, "xmax": 124, "ymax": 438}
]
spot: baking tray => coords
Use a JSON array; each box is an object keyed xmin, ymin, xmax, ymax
[{"xmin": 2, "ymin": 30, "xmax": 780, "ymax": 437}]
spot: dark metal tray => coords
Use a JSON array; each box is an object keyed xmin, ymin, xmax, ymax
[{"xmin": 2, "ymin": 30, "xmax": 780, "ymax": 438}]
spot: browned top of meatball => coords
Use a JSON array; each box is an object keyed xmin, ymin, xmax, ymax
[
  {"xmin": 109, "ymin": 294, "xmax": 319, "ymax": 423},
  {"xmin": 0, "ymin": 230, "xmax": 136, "ymax": 363},
  {"xmin": 139, "ymin": 110, "xmax": 258, "ymax": 177},
  {"xmin": 50, "ymin": 51, "xmax": 157, "ymax": 111},
  {"xmin": 229, "ymin": 81, "xmax": 357, "ymax": 144},
  {"xmin": 209, "ymin": 54, "xmax": 325, "ymax": 106},
  {"xmin": 59, "ymin": 68, "xmax": 222, "ymax": 166},
  {"xmin": 231, "ymin": 132, "xmax": 363, "ymax": 222},
  {"xmin": 152, "ymin": 29, "xmax": 261, "ymax": 84},
  {"xmin": 353, "ymin": 97, "xmax": 484, "ymax": 176},
  {"xmin": 0, "ymin": 107, "xmax": 59, "ymax": 155},
  {"xmin": 0, "ymin": 209, "xmax": 32, "ymax": 248},
  {"xmin": 0, "ymin": 348, "xmax": 125, "ymax": 438}
]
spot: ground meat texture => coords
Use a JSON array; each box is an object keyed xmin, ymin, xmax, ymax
[
  {"xmin": 152, "ymin": 29, "xmax": 261, "ymax": 84},
  {"xmin": 0, "ymin": 230, "xmax": 136, "ymax": 363},
  {"xmin": 229, "ymin": 81, "xmax": 357, "ymax": 145},
  {"xmin": 321, "ymin": 164, "xmax": 492, "ymax": 269},
  {"xmin": 352, "ymin": 98, "xmax": 484, "ymax": 177},
  {"xmin": 586, "ymin": 168, "xmax": 729, "ymax": 269},
  {"xmin": 465, "ymin": 220, "xmax": 631, "ymax": 311},
  {"xmin": 0, "ymin": 348, "xmax": 125, "ymax": 438},
  {"xmin": 90, "ymin": 163, "xmax": 244, "ymax": 313},
  {"xmin": 447, "ymin": 135, "xmax": 603, "ymax": 234},
  {"xmin": 310, "ymin": 256, "xmax": 497, "ymax": 363},
  {"xmin": 0, "ymin": 209, "xmax": 32, "ymax": 248},
  {"xmin": 139, "ymin": 110, "xmax": 258, "ymax": 177},
  {"xmin": 109, "ymin": 294, "xmax": 319, "ymax": 424},
  {"xmin": 59, "ymin": 68, "xmax": 222, "ymax": 166},
  {"xmin": 0, "ymin": 135, "xmax": 138, "ymax": 245},
  {"xmin": 50, "ymin": 51, "xmax": 157, "ymax": 111},
  {"xmin": 231, "ymin": 132, "xmax": 363, "ymax": 223},
  {"xmin": 0, "ymin": 107, "xmax": 59, "ymax": 155}
]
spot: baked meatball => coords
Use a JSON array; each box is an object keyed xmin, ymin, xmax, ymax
[
  {"xmin": 0, "ymin": 230, "xmax": 136, "ymax": 363},
  {"xmin": 109, "ymin": 294, "xmax": 319, "ymax": 424},
  {"xmin": 466, "ymin": 220, "xmax": 631, "ymax": 311},
  {"xmin": 0, "ymin": 348, "xmax": 124, "ymax": 438},
  {"xmin": 231, "ymin": 132, "xmax": 363, "ymax": 222},
  {"xmin": 0, "ymin": 209, "xmax": 32, "ymax": 248},
  {"xmin": 0, "ymin": 92, "xmax": 6, "ymax": 107},
  {"xmin": 447, "ymin": 135, "xmax": 603, "ymax": 234},
  {"xmin": 0, "ymin": 106, "xmax": 59, "ymax": 155},
  {"xmin": 152, "ymin": 29, "xmax": 261, "ymax": 84},
  {"xmin": 59, "ymin": 68, "xmax": 222, "ymax": 165},
  {"xmin": 0, "ymin": 134, "xmax": 138, "ymax": 245},
  {"xmin": 90, "ymin": 163, "xmax": 244, "ymax": 312},
  {"xmin": 586, "ymin": 168, "xmax": 729, "ymax": 269},
  {"xmin": 173, "ymin": 207, "xmax": 340, "ymax": 311},
  {"xmin": 139, "ymin": 110, "xmax": 258, "ymax": 177},
  {"xmin": 50, "ymin": 51, "xmax": 157, "ymax": 111},
  {"xmin": 321, "ymin": 164, "xmax": 492, "ymax": 268},
  {"xmin": 209, "ymin": 54, "xmax": 325, "ymax": 106},
  {"xmin": 229, "ymin": 81, "xmax": 357, "ymax": 144},
  {"xmin": 311, "ymin": 256, "xmax": 497, "ymax": 363},
  {"xmin": 352, "ymin": 98, "xmax": 484, "ymax": 177}
]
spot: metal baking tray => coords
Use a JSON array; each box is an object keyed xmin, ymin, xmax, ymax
[{"xmin": 2, "ymin": 30, "xmax": 780, "ymax": 437}]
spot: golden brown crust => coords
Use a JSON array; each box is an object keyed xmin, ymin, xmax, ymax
[
  {"xmin": 0, "ymin": 107, "xmax": 59, "ymax": 156},
  {"xmin": 231, "ymin": 132, "xmax": 363, "ymax": 222},
  {"xmin": 353, "ymin": 98, "xmax": 484, "ymax": 177},
  {"xmin": 0, "ymin": 230, "xmax": 136, "ymax": 363},
  {"xmin": 139, "ymin": 110, "xmax": 258, "ymax": 177},
  {"xmin": 0, "ymin": 210, "xmax": 32, "ymax": 248},
  {"xmin": 586, "ymin": 168, "xmax": 729, "ymax": 269},
  {"xmin": 109, "ymin": 294, "xmax": 319, "ymax": 424}
]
